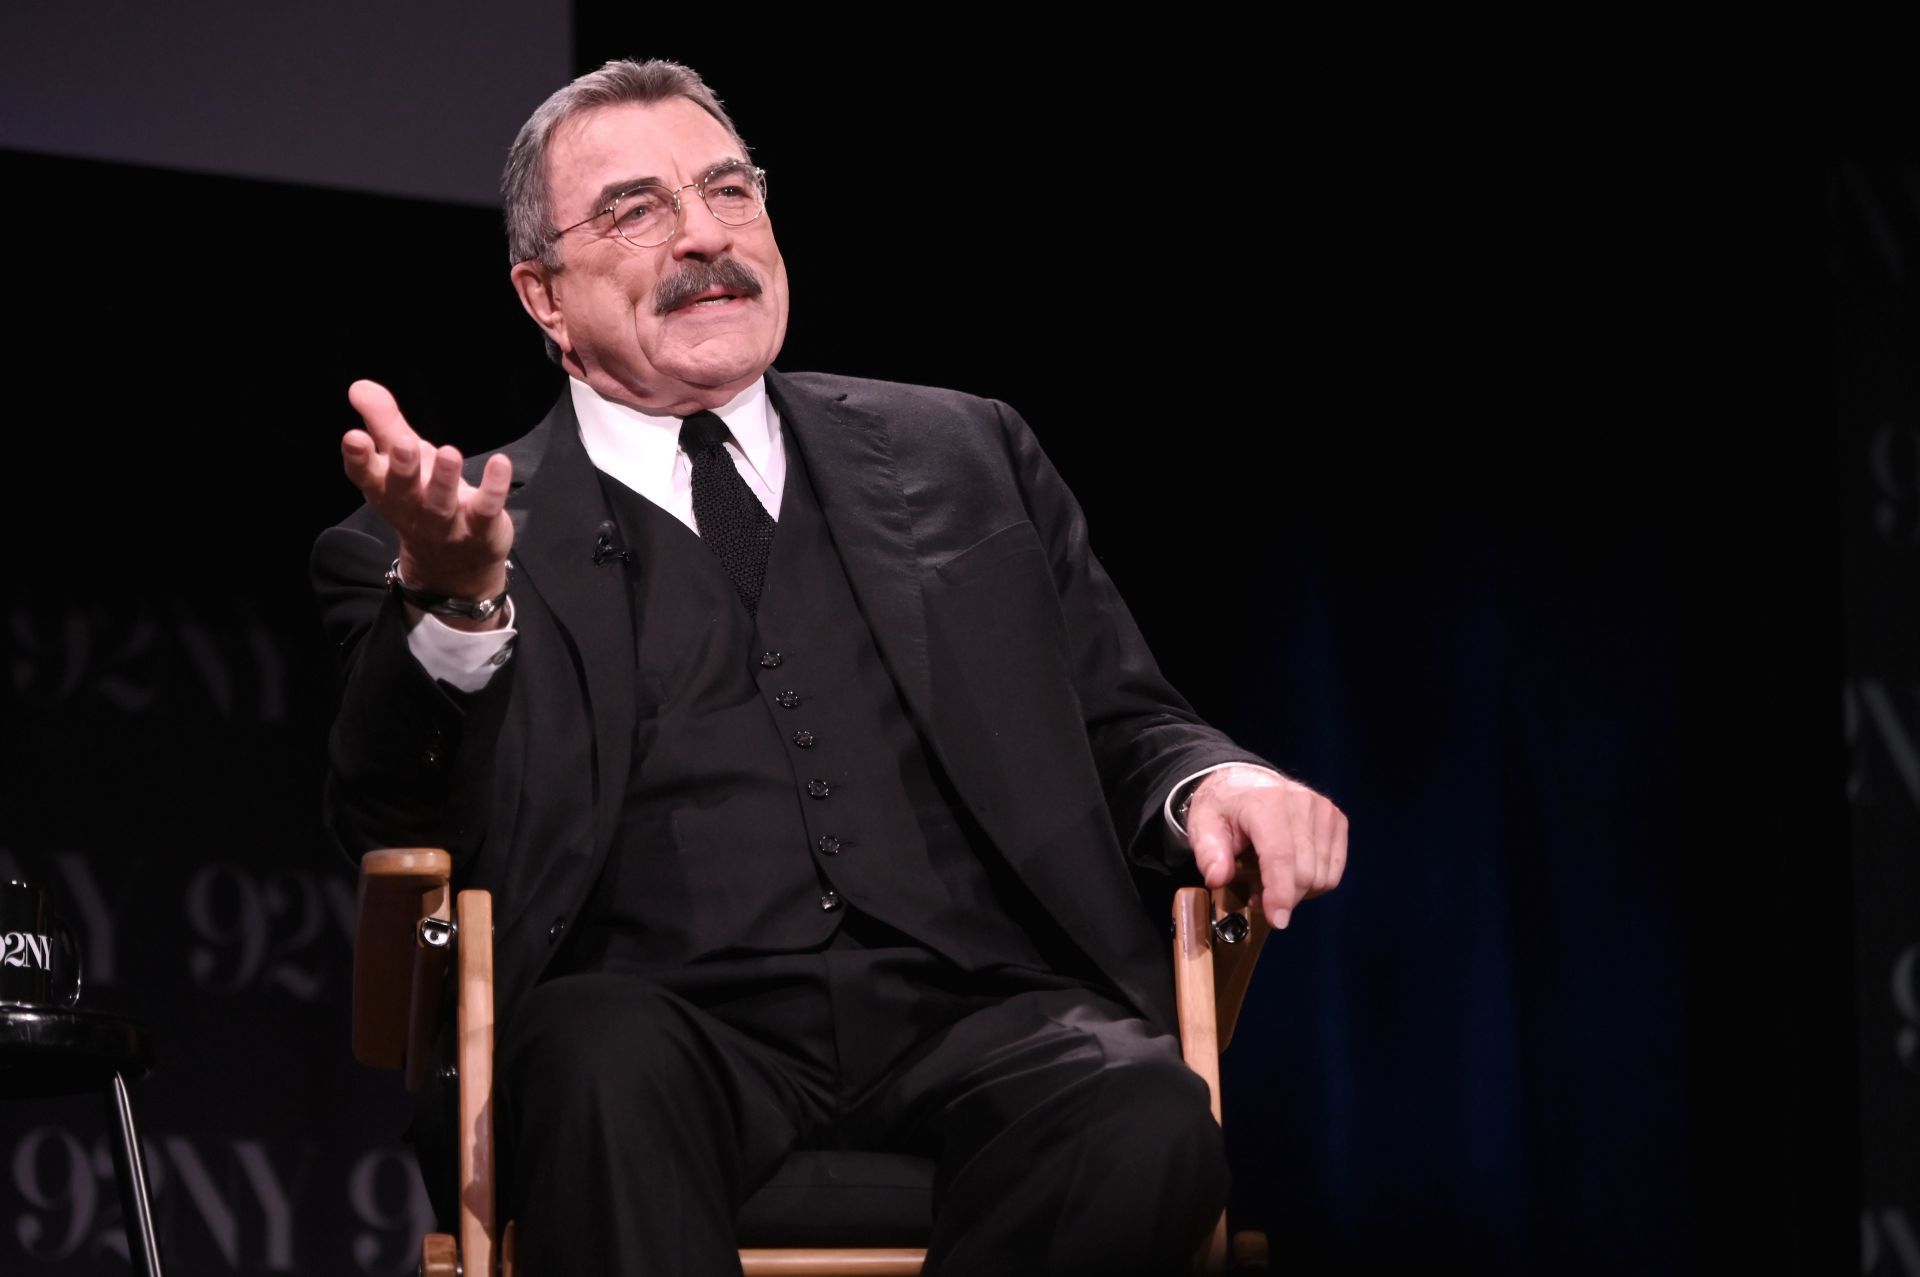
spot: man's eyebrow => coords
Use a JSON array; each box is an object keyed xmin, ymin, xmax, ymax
[
  {"xmin": 585, "ymin": 175, "xmax": 663, "ymax": 213},
  {"xmin": 583, "ymin": 159, "xmax": 749, "ymax": 216}
]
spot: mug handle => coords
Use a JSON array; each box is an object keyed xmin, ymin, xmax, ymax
[{"xmin": 53, "ymin": 917, "xmax": 83, "ymax": 1008}]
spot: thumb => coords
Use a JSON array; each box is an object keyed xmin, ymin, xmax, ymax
[{"xmin": 347, "ymin": 379, "xmax": 415, "ymax": 449}]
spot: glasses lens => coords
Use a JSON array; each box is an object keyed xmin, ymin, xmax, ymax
[
  {"xmin": 700, "ymin": 164, "xmax": 766, "ymax": 226},
  {"xmin": 611, "ymin": 185, "xmax": 678, "ymax": 247}
]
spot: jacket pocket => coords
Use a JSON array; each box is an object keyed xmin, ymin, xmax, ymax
[{"xmin": 934, "ymin": 521, "xmax": 1045, "ymax": 589}]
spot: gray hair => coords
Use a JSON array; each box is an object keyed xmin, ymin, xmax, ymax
[{"xmin": 501, "ymin": 58, "xmax": 750, "ymax": 273}]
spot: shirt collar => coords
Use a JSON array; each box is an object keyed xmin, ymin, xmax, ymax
[{"xmin": 568, "ymin": 375, "xmax": 778, "ymax": 488}]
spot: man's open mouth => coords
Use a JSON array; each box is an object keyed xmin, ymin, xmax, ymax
[
  {"xmin": 657, "ymin": 263, "xmax": 763, "ymax": 315},
  {"xmin": 679, "ymin": 286, "xmax": 744, "ymax": 309}
]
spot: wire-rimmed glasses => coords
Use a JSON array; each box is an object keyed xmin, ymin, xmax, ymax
[{"xmin": 549, "ymin": 161, "xmax": 769, "ymax": 250}]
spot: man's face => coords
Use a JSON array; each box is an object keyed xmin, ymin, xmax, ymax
[{"xmin": 521, "ymin": 97, "xmax": 789, "ymax": 415}]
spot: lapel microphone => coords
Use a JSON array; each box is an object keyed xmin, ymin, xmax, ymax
[{"xmin": 592, "ymin": 521, "xmax": 630, "ymax": 566}]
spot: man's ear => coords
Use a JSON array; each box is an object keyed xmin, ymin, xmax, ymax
[{"xmin": 510, "ymin": 260, "xmax": 567, "ymax": 355}]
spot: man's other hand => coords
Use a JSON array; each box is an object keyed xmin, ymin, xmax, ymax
[
  {"xmin": 341, "ymin": 380, "xmax": 515, "ymax": 620},
  {"xmin": 1186, "ymin": 764, "xmax": 1347, "ymax": 930}
]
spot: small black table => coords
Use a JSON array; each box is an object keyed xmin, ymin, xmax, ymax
[{"xmin": 0, "ymin": 1006, "xmax": 163, "ymax": 1275}]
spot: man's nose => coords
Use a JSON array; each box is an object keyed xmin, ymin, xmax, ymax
[{"xmin": 669, "ymin": 190, "xmax": 733, "ymax": 259}]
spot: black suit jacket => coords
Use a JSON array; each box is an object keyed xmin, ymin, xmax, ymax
[{"xmin": 312, "ymin": 370, "xmax": 1269, "ymax": 1036}]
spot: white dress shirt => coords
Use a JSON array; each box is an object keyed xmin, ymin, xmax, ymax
[{"xmin": 571, "ymin": 373, "xmax": 785, "ymax": 530}]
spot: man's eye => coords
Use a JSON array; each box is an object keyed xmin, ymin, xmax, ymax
[{"xmin": 615, "ymin": 190, "xmax": 671, "ymax": 224}]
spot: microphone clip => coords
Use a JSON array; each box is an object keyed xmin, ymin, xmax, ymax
[{"xmin": 592, "ymin": 521, "xmax": 631, "ymax": 567}]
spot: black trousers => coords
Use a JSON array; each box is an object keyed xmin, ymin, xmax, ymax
[{"xmin": 497, "ymin": 910, "xmax": 1228, "ymax": 1275}]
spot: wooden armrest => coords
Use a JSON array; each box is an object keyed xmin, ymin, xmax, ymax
[
  {"xmin": 383, "ymin": 878, "xmax": 498, "ymax": 1277},
  {"xmin": 1206, "ymin": 874, "xmax": 1273, "ymax": 1053},
  {"xmin": 353, "ymin": 848, "xmax": 452, "ymax": 1083},
  {"xmin": 455, "ymin": 889, "xmax": 496, "ymax": 1276},
  {"xmin": 1173, "ymin": 878, "xmax": 1272, "ymax": 1277},
  {"xmin": 1171, "ymin": 876, "xmax": 1274, "ymax": 1115}
]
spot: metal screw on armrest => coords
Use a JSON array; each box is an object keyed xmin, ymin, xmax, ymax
[
  {"xmin": 1211, "ymin": 913, "xmax": 1250, "ymax": 945},
  {"xmin": 418, "ymin": 917, "xmax": 454, "ymax": 948}
]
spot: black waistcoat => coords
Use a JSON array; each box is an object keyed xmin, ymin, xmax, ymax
[{"xmin": 562, "ymin": 430, "xmax": 1099, "ymax": 988}]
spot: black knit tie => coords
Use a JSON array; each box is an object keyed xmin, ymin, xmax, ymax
[{"xmin": 680, "ymin": 411, "xmax": 774, "ymax": 615}]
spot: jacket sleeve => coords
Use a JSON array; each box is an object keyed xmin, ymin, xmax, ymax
[
  {"xmin": 310, "ymin": 512, "xmax": 515, "ymax": 862},
  {"xmin": 992, "ymin": 400, "xmax": 1276, "ymax": 878}
]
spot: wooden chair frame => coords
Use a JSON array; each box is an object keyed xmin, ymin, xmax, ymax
[{"xmin": 352, "ymin": 849, "xmax": 1273, "ymax": 1276}]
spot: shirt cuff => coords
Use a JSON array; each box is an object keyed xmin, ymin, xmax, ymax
[
  {"xmin": 1162, "ymin": 761, "xmax": 1287, "ymax": 846},
  {"xmin": 404, "ymin": 597, "xmax": 518, "ymax": 693}
]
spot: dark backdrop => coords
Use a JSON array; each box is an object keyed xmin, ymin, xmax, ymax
[{"xmin": 0, "ymin": 16, "xmax": 1855, "ymax": 1276}]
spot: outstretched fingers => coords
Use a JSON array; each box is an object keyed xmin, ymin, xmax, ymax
[
  {"xmin": 337, "ymin": 379, "xmax": 517, "ymax": 600},
  {"xmin": 343, "ymin": 379, "xmax": 426, "ymax": 502}
]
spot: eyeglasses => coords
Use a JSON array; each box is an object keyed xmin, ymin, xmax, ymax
[{"xmin": 548, "ymin": 161, "xmax": 769, "ymax": 250}]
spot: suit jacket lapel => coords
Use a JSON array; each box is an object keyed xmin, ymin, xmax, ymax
[
  {"xmin": 505, "ymin": 393, "xmax": 637, "ymax": 863},
  {"xmin": 769, "ymin": 369, "xmax": 935, "ymax": 729},
  {"xmin": 770, "ymin": 371, "xmax": 1049, "ymax": 870}
]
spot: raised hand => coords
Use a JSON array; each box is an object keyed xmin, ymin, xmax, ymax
[
  {"xmin": 1186, "ymin": 764, "xmax": 1347, "ymax": 930},
  {"xmin": 341, "ymin": 380, "xmax": 515, "ymax": 615}
]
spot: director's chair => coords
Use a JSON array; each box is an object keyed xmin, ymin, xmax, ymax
[{"xmin": 352, "ymin": 848, "xmax": 1275, "ymax": 1275}]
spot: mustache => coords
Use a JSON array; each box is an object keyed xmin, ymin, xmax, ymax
[{"xmin": 654, "ymin": 259, "xmax": 764, "ymax": 315}]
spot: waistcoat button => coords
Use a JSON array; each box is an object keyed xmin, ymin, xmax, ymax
[
  {"xmin": 793, "ymin": 730, "xmax": 817, "ymax": 748},
  {"xmin": 547, "ymin": 916, "xmax": 568, "ymax": 944},
  {"xmin": 819, "ymin": 890, "xmax": 842, "ymax": 911},
  {"xmin": 775, "ymin": 690, "xmax": 801, "ymax": 708},
  {"xmin": 817, "ymin": 835, "xmax": 842, "ymax": 855},
  {"xmin": 759, "ymin": 651, "xmax": 784, "ymax": 668},
  {"xmin": 807, "ymin": 779, "xmax": 831, "ymax": 800}
]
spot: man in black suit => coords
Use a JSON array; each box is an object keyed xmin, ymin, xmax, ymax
[{"xmin": 315, "ymin": 59, "xmax": 1346, "ymax": 1275}]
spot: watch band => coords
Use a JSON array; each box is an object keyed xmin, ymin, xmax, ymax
[{"xmin": 385, "ymin": 559, "xmax": 512, "ymax": 621}]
